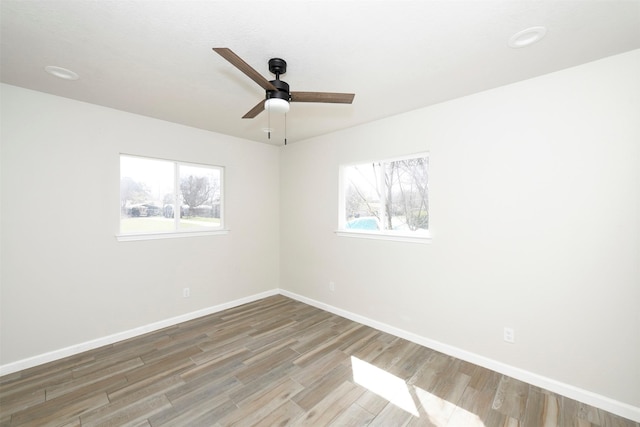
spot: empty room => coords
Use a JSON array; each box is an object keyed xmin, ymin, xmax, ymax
[{"xmin": 1, "ymin": 1, "xmax": 639, "ymax": 426}]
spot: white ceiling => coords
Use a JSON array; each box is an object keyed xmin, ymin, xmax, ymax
[{"xmin": 2, "ymin": 1, "xmax": 639, "ymax": 145}]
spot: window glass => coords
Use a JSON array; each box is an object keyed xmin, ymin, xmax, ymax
[
  {"xmin": 178, "ymin": 164, "xmax": 222, "ymax": 230},
  {"xmin": 341, "ymin": 154, "xmax": 428, "ymax": 236},
  {"xmin": 120, "ymin": 155, "xmax": 223, "ymax": 236}
]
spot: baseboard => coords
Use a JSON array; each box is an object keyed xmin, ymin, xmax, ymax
[
  {"xmin": 279, "ymin": 289, "xmax": 640, "ymax": 423},
  {"xmin": 0, "ymin": 289, "xmax": 278, "ymax": 377}
]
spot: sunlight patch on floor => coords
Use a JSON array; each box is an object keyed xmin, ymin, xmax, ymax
[
  {"xmin": 351, "ymin": 356, "xmax": 419, "ymax": 416},
  {"xmin": 414, "ymin": 386, "xmax": 484, "ymax": 427},
  {"xmin": 350, "ymin": 356, "xmax": 486, "ymax": 426}
]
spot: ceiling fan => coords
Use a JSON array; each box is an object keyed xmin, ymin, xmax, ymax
[{"xmin": 212, "ymin": 48, "xmax": 355, "ymax": 119}]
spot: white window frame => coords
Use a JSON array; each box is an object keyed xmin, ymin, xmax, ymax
[
  {"xmin": 336, "ymin": 152, "xmax": 430, "ymax": 244},
  {"xmin": 117, "ymin": 154, "xmax": 228, "ymax": 241}
]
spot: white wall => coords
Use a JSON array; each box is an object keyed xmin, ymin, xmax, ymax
[
  {"xmin": 0, "ymin": 84, "xmax": 280, "ymax": 364},
  {"xmin": 280, "ymin": 50, "xmax": 640, "ymax": 408}
]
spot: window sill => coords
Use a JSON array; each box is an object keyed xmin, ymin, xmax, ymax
[
  {"xmin": 335, "ymin": 230, "xmax": 431, "ymax": 244},
  {"xmin": 116, "ymin": 229, "xmax": 229, "ymax": 242}
]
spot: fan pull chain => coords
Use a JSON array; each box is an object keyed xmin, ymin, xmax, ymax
[
  {"xmin": 267, "ymin": 104, "xmax": 271, "ymax": 140},
  {"xmin": 284, "ymin": 113, "xmax": 287, "ymax": 145}
]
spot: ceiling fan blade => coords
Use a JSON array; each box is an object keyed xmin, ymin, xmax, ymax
[
  {"xmin": 242, "ymin": 99, "xmax": 265, "ymax": 119},
  {"xmin": 290, "ymin": 92, "xmax": 355, "ymax": 104},
  {"xmin": 213, "ymin": 48, "xmax": 277, "ymax": 91}
]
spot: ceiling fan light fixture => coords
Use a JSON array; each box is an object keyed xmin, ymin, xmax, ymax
[{"xmin": 265, "ymin": 97, "xmax": 290, "ymax": 114}]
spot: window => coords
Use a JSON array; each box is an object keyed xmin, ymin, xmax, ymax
[
  {"xmin": 119, "ymin": 155, "xmax": 224, "ymax": 240},
  {"xmin": 339, "ymin": 153, "xmax": 429, "ymax": 241}
]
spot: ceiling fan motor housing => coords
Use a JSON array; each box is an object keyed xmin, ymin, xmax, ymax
[
  {"xmin": 266, "ymin": 79, "xmax": 290, "ymax": 101},
  {"xmin": 266, "ymin": 58, "xmax": 290, "ymax": 101}
]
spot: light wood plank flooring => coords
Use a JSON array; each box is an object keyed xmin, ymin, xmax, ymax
[{"xmin": 1, "ymin": 295, "xmax": 637, "ymax": 426}]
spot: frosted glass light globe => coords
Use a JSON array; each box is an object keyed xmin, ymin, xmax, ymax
[{"xmin": 265, "ymin": 98, "xmax": 290, "ymax": 114}]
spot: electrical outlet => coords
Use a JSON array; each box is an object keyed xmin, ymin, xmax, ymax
[
  {"xmin": 329, "ymin": 281, "xmax": 335, "ymax": 292},
  {"xmin": 504, "ymin": 327, "xmax": 515, "ymax": 343},
  {"xmin": 183, "ymin": 287, "xmax": 190, "ymax": 298}
]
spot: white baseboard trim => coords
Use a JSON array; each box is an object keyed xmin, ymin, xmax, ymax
[
  {"xmin": 0, "ymin": 289, "xmax": 278, "ymax": 377},
  {"xmin": 279, "ymin": 289, "xmax": 640, "ymax": 423}
]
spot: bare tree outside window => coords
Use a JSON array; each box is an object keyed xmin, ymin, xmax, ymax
[
  {"xmin": 179, "ymin": 164, "xmax": 221, "ymax": 226},
  {"xmin": 386, "ymin": 157, "xmax": 429, "ymax": 231},
  {"xmin": 342, "ymin": 154, "xmax": 428, "ymax": 234}
]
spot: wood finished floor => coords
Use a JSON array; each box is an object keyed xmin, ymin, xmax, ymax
[{"xmin": 1, "ymin": 295, "xmax": 637, "ymax": 427}]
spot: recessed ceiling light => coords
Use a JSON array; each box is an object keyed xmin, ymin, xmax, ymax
[
  {"xmin": 508, "ymin": 26, "xmax": 547, "ymax": 48},
  {"xmin": 44, "ymin": 65, "xmax": 79, "ymax": 80}
]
